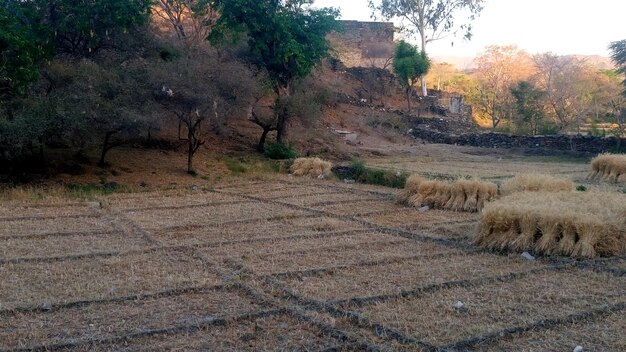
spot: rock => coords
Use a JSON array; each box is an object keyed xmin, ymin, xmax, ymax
[
  {"xmin": 418, "ymin": 206, "xmax": 430, "ymax": 213},
  {"xmin": 453, "ymin": 301, "xmax": 465, "ymax": 309},
  {"xmin": 343, "ymin": 179, "xmax": 355, "ymax": 184},
  {"xmin": 521, "ymin": 252, "xmax": 536, "ymax": 261},
  {"xmin": 573, "ymin": 346, "xmax": 583, "ymax": 352},
  {"xmin": 42, "ymin": 303, "xmax": 52, "ymax": 311}
]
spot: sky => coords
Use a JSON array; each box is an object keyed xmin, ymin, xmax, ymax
[{"xmin": 313, "ymin": 0, "xmax": 625, "ymax": 59}]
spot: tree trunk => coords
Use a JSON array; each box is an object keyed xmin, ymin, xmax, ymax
[
  {"xmin": 420, "ymin": 76, "xmax": 427, "ymax": 97},
  {"xmin": 187, "ymin": 129, "xmax": 194, "ymax": 174},
  {"xmin": 257, "ymin": 127, "xmax": 271, "ymax": 152},
  {"xmin": 98, "ymin": 131, "xmax": 116, "ymax": 166},
  {"xmin": 406, "ymin": 88, "xmax": 412, "ymax": 113}
]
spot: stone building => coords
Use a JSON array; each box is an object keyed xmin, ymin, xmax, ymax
[{"xmin": 328, "ymin": 20, "xmax": 395, "ymax": 68}]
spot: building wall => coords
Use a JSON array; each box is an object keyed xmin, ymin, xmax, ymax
[{"xmin": 328, "ymin": 21, "xmax": 395, "ymax": 68}]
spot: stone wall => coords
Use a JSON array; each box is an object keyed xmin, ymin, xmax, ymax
[
  {"xmin": 328, "ymin": 21, "xmax": 394, "ymax": 68},
  {"xmin": 410, "ymin": 128, "xmax": 626, "ymax": 155}
]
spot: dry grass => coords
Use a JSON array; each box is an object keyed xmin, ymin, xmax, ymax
[
  {"xmin": 283, "ymin": 253, "xmax": 543, "ymax": 302},
  {"xmin": 84, "ymin": 314, "xmax": 346, "ymax": 351},
  {"xmin": 0, "ymin": 249, "xmax": 219, "ymax": 310},
  {"xmin": 312, "ymin": 199, "xmax": 400, "ymax": 216},
  {"xmin": 0, "ymin": 231, "xmax": 153, "ymax": 260},
  {"xmin": 399, "ymin": 176, "xmax": 497, "ymax": 212},
  {"xmin": 0, "ymin": 216, "xmax": 113, "ymax": 237},
  {"xmin": 500, "ymin": 173, "xmax": 575, "ymax": 195},
  {"xmin": 152, "ymin": 216, "xmax": 364, "ymax": 246},
  {"xmin": 279, "ymin": 191, "xmax": 381, "ymax": 207},
  {"xmin": 290, "ymin": 157, "xmax": 332, "ymax": 178},
  {"xmin": 354, "ymin": 269, "xmax": 623, "ymax": 346},
  {"xmin": 485, "ymin": 310, "xmax": 626, "ymax": 351},
  {"xmin": 239, "ymin": 239, "xmax": 458, "ymax": 275},
  {"xmin": 0, "ymin": 288, "xmax": 260, "ymax": 350},
  {"xmin": 588, "ymin": 153, "xmax": 626, "ymax": 183},
  {"xmin": 475, "ymin": 192, "xmax": 626, "ymax": 258}
]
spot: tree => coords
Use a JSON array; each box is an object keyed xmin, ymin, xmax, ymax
[
  {"xmin": 510, "ymin": 81, "xmax": 546, "ymax": 135},
  {"xmin": 474, "ymin": 45, "xmax": 534, "ymax": 128},
  {"xmin": 369, "ymin": 0, "xmax": 485, "ymax": 96},
  {"xmin": 392, "ymin": 40, "xmax": 430, "ymax": 112},
  {"xmin": 609, "ymin": 39, "xmax": 626, "ymax": 90},
  {"xmin": 153, "ymin": 0, "xmax": 220, "ymax": 44},
  {"xmin": 210, "ymin": 0, "xmax": 340, "ymax": 145}
]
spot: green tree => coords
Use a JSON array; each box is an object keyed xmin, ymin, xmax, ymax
[
  {"xmin": 392, "ymin": 40, "xmax": 430, "ymax": 112},
  {"xmin": 609, "ymin": 40, "xmax": 626, "ymax": 93},
  {"xmin": 370, "ymin": 0, "xmax": 484, "ymax": 97},
  {"xmin": 210, "ymin": 0, "xmax": 340, "ymax": 146},
  {"xmin": 510, "ymin": 81, "xmax": 545, "ymax": 135}
]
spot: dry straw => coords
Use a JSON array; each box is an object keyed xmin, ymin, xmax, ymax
[
  {"xmin": 500, "ymin": 173, "xmax": 575, "ymax": 196},
  {"xmin": 475, "ymin": 191, "xmax": 626, "ymax": 258},
  {"xmin": 398, "ymin": 175, "xmax": 497, "ymax": 212},
  {"xmin": 290, "ymin": 157, "xmax": 332, "ymax": 178},
  {"xmin": 588, "ymin": 153, "xmax": 626, "ymax": 183}
]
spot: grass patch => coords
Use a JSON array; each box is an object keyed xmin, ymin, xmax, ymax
[
  {"xmin": 290, "ymin": 157, "xmax": 332, "ymax": 178},
  {"xmin": 500, "ymin": 173, "xmax": 575, "ymax": 196},
  {"xmin": 339, "ymin": 160, "xmax": 408, "ymax": 189},
  {"xmin": 223, "ymin": 157, "xmax": 247, "ymax": 174},
  {"xmin": 264, "ymin": 142, "xmax": 297, "ymax": 160}
]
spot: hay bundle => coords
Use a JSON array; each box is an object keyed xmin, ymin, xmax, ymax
[
  {"xmin": 588, "ymin": 153, "xmax": 626, "ymax": 183},
  {"xmin": 475, "ymin": 192, "xmax": 626, "ymax": 258},
  {"xmin": 398, "ymin": 175, "xmax": 497, "ymax": 212},
  {"xmin": 501, "ymin": 174, "xmax": 575, "ymax": 196},
  {"xmin": 397, "ymin": 174, "xmax": 427, "ymax": 204},
  {"xmin": 290, "ymin": 157, "xmax": 332, "ymax": 178}
]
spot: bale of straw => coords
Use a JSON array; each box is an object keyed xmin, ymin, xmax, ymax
[
  {"xmin": 398, "ymin": 176, "xmax": 496, "ymax": 212},
  {"xmin": 587, "ymin": 154, "xmax": 626, "ymax": 183},
  {"xmin": 500, "ymin": 174, "xmax": 575, "ymax": 196},
  {"xmin": 475, "ymin": 191, "xmax": 626, "ymax": 258},
  {"xmin": 290, "ymin": 157, "xmax": 332, "ymax": 178},
  {"xmin": 397, "ymin": 174, "xmax": 427, "ymax": 204}
]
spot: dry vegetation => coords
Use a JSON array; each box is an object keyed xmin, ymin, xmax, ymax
[
  {"xmin": 476, "ymin": 191, "xmax": 626, "ymax": 258},
  {"xmin": 588, "ymin": 153, "xmax": 626, "ymax": 183},
  {"xmin": 1, "ymin": 176, "xmax": 624, "ymax": 351},
  {"xmin": 290, "ymin": 157, "xmax": 333, "ymax": 178},
  {"xmin": 500, "ymin": 173, "xmax": 575, "ymax": 195},
  {"xmin": 399, "ymin": 174, "xmax": 497, "ymax": 212}
]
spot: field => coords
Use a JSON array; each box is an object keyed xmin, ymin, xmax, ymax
[{"xmin": 1, "ymin": 150, "xmax": 625, "ymax": 351}]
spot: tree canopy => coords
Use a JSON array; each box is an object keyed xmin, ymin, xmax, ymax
[{"xmin": 392, "ymin": 40, "xmax": 430, "ymax": 112}]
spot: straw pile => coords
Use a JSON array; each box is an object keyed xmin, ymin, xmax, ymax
[
  {"xmin": 290, "ymin": 157, "xmax": 332, "ymax": 178},
  {"xmin": 500, "ymin": 174, "xmax": 575, "ymax": 196},
  {"xmin": 588, "ymin": 153, "xmax": 626, "ymax": 183},
  {"xmin": 475, "ymin": 191, "xmax": 626, "ymax": 258},
  {"xmin": 398, "ymin": 175, "xmax": 497, "ymax": 212}
]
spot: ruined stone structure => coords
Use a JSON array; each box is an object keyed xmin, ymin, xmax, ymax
[{"xmin": 328, "ymin": 21, "xmax": 395, "ymax": 68}]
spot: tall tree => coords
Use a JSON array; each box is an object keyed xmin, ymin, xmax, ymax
[
  {"xmin": 369, "ymin": 0, "xmax": 485, "ymax": 96},
  {"xmin": 609, "ymin": 39, "xmax": 626, "ymax": 92},
  {"xmin": 474, "ymin": 45, "xmax": 534, "ymax": 128},
  {"xmin": 210, "ymin": 0, "xmax": 340, "ymax": 145},
  {"xmin": 510, "ymin": 81, "xmax": 545, "ymax": 135},
  {"xmin": 153, "ymin": 0, "xmax": 220, "ymax": 43},
  {"xmin": 392, "ymin": 40, "xmax": 430, "ymax": 112}
]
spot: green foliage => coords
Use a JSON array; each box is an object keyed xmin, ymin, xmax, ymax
[
  {"xmin": 211, "ymin": 0, "xmax": 340, "ymax": 92},
  {"xmin": 345, "ymin": 159, "xmax": 408, "ymax": 189},
  {"xmin": 510, "ymin": 81, "xmax": 546, "ymax": 135},
  {"xmin": 392, "ymin": 41, "xmax": 430, "ymax": 89},
  {"xmin": 576, "ymin": 185, "xmax": 587, "ymax": 192},
  {"xmin": 609, "ymin": 39, "xmax": 626, "ymax": 86},
  {"xmin": 224, "ymin": 157, "xmax": 247, "ymax": 174},
  {"xmin": 66, "ymin": 182, "xmax": 126, "ymax": 197},
  {"xmin": 264, "ymin": 142, "xmax": 297, "ymax": 160}
]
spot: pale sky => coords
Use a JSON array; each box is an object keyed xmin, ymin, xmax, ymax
[{"xmin": 314, "ymin": 0, "xmax": 625, "ymax": 58}]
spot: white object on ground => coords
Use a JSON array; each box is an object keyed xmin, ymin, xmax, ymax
[
  {"xmin": 418, "ymin": 206, "xmax": 430, "ymax": 212},
  {"xmin": 573, "ymin": 346, "xmax": 583, "ymax": 352},
  {"xmin": 453, "ymin": 301, "xmax": 465, "ymax": 309},
  {"xmin": 521, "ymin": 252, "xmax": 536, "ymax": 260}
]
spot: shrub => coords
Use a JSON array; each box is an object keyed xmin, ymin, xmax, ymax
[
  {"xmin": 264, "ymin": 142, "xmax": 297, "ymax": 160},
  {"xmin": 346, "ymin": 160, "xmax": 408, "ymax": 189}
]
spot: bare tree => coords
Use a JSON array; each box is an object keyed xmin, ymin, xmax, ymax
[{"xmin": 153, "ymin": 0, "xmax": 219, "ymax": 44}]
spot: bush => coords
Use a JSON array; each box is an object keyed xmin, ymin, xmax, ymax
[
  {"xmin": 264, "ymin": 142, "xmax": 297, "ymax": 160},
  {"xmin": 344, "ymin": 159, "xmax": 408, "ymax": 189}
]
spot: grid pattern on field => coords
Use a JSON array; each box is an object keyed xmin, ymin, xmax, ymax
[{"xmin": 1, "ymin": 179, "xmax": 624, "ymax": 351}]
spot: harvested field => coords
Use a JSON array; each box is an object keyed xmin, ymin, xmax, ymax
[
  {"xmin": 0, "ymin": 287, "xmax": 260, "ymax": 350},
  {"xmin": 476, "ymin": 191, "xmax": 626, "ymax": 257},
  {"xmin": 282, "ymin": 253, "xmax": 545, "ymax": 301},
  {"xmin": 0, "ymin": 216, "xmax": 112, "ymax": 237},
  {"xmin": 1, "ymin": 177, "xmax": 624, "ymax": 350},
  {"xmin": 84, "ymin": 313, "xmax": 353, "ymax": 352},
  {"xmin": 0, "ymin": 202, "xmax": 98, "ymax": 218},
  {"xmin": 152, "ymin": 216, "xmax": 365, "ymax": 246},
  {"xmin": 351, "ymin": 269, "xmax": 625, "ymax": 346},
  {"xmin": 485, "ymin": 310, "xmax": 626, "ymax": 351},
  {"xmin": 125, "ymin": 202, "xmax": 311, "ymax": 229},
  {"xmin": 237, "ymin": 238, "xmax": 459, "ymax": 275},
  {"xmin": 0, "ymin": 231, "xmax": 152, "ymax": 260},
  {"xmin": 0, "ymin": 249, "xmax": 218, "ymax": 310}
]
